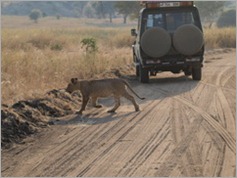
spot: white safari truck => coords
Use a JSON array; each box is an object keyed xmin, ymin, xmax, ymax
[{"xmin": 131, "ymin": 1, "xmax": 204, "ymax": 83}]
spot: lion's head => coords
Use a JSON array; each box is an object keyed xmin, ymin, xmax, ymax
[{"xmin": 66, "ymin": 78, "xmax": 80, "ymax": 93}]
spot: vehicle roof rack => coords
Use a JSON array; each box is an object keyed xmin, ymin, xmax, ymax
[{"xmin": 140, "ymin": 1, "xmax": 194, "ymax": 8}]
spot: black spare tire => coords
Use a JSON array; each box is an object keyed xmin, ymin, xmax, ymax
[
  {"xmin": 141, "ymin": 27, "xmax": 171, "ymax": 58},
  {"xmin": 173, "ymin": 24, "xmax": 204, "ymax": 55}
]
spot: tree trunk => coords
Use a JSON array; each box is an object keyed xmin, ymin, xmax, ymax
[
  {"xmin": 123, "ymin": 14, "xmax": 128, "ymax": 24},
  {"xmin": 109, "ymin": 13, "xmax": 113, "ymax": 23}
]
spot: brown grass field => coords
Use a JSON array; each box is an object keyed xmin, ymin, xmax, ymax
[{"xmin": 1, "ymin": 16, "xmax": 236, "ymax": 105}]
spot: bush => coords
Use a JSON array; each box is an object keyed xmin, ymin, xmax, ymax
[
  {"xmin": 50, "ymin": 43, "xmax": 63, "ymax": 51},
  {"xmin": 217, "ymin": 9, "xmax": 236, "ymax": 28},
  {"xmin": 81, "ymin": 37, "xmax": 98, "ymax": 53}
]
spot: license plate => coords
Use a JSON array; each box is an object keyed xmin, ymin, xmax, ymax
[{"xmin": 160, "ymin": 2, "xmax": 180, "ymax": 7}]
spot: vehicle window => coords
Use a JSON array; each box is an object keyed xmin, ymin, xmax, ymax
[
  {"xmin": 146, "ymin": 13, "xmax": 164, "ymax": 29},
  {"xmin": 166, "ymin": 12, "xmax": 194, "ymax": 31},
  {"xmin": 144, "ymin": 11, "xmax": 194, "ymax": 32}
]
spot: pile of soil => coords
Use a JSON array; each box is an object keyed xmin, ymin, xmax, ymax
[{"xmin": 1, "ymin": 89, "xmax": 81, "ymax": 149}]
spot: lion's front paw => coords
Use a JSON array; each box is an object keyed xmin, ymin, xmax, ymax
[{"xmin": 95, "ymin": 104, "xmax": 102, "ymax": 108}]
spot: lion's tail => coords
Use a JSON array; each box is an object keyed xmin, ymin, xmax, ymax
[{"xmin": 122, "ymin": 80, "xmax": 145, "ymax": 100}]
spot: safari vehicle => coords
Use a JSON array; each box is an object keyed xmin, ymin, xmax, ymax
[{"xmin": 131, "ymin": 1, "xmax": 204, "ymax": 83}]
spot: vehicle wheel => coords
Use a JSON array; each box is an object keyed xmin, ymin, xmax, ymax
[
  {"xmin": 136, "ymin": 65, "xmax": 139, "ymax": 77},
  {"xmin": 141, "ymin": 27, "xmax": 171, "ymax": 58},
  {"xmin": 173, "ymin": 24, "xmax": 204, "ymax": 55},
  {"xmin": 192, "ymin": 67, "xmax": 202, "ymax": 80},
  {"xmin": 184, "ymin": 69, "xmax": 192, "ymax": 76},
  {"xmin": 139, "ymin": 64, "xmax": 149, "ymax": 83}
]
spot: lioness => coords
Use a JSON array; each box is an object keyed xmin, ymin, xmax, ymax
[{"xmin": 66, "ymin": 78, "xmax": 145, "ymax": 114}]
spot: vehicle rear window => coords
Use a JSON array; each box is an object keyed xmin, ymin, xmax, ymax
[{"xmin": 145, "ymin": 11, "xmax": 194, "ymax": 32}]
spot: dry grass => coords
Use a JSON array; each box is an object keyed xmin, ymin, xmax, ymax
[
  {"xmin": 2, "ymin": 17, "xmax": 134, "ymax": 104},
  {"xmin": 1, "ymin": 16, "xmax": 236, "ymax": 105},
  {"xmin": 204, "ymin": 27, "xmax": 236, "ymax": 49}
]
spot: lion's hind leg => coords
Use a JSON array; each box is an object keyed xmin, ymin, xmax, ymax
[{"xmin": 123, "ymin": 91, "xmax": 140, "ymax": 112}]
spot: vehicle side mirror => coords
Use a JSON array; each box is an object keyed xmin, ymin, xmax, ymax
[{"xmin": 131, "ymin": 29, "xmax": 137, "ymax": 36}]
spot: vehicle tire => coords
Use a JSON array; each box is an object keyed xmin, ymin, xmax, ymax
[
  {"xmin": 136, "ymin": 65, "xmax": 139, "ymax": 77},
  {"xmin": 139, "ymin": 64, "xmax": 149, "ymax": 83},
  {"xmin": 141, "ymin": 27, "xmax": 171, "ymax": 58},
  {"xmin": 184, "ymin": 69, "xmax": 192, "ymax": 76},
  {"xmin": 192, "ymin": 67, "xmax": 202, "ymax": 80},
  {"xmin": 173, "ymin": 24, "xmax": 204, "ymax": 55}
]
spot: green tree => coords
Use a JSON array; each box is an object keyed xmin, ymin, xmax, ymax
[
  {"xmin": 115, "ymin": 1, "xmax": 140, "ymax": 24},
  {"xmin": 217, "ymin": 9, "xmax": 236, "ymax": 28},
  {"xmin": 29, "ymin": 9, "xmax": 42, "ymax": 23},
  {"xmin": 194, "ymin": 1, "xmax": 225, "ymax": 28}
]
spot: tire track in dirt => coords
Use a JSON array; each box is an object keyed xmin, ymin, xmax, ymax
[
  {"xmin": 40, "ymin": 98, "xmax": 164, "ymax": 177},
  {"xmin": 112, "ymin": 86, "xmax": 206, "ymax": 177},
  {"xmin": 207, "ymin": 60, "xmax": 236, "ymax": 176},
  {"xmin": 215, "ymin": 66, "xmax": 236, "ymax": 138},
  {"xmin": 154, "ymin": 117, "xmax": 203, "ymax": 176},
  {"xmin": 145, "ymin": 67, "xmax": 235, "ymax": 175},
  {"xmin": 220, "ymin": 67, "xmax": 235, "ymax": 88},
  {"xmin": 1, "ymin": 125, "xmax": 88, "ymax": 177},
  {"xmin": 74, "ymin": 99, "xmax": 166, "ymax": 177},
  {"xmin": 29, "ymin": 113, "xmax": 134, "ymax": 176},
  {"xmin": 148, "ymin": 88, "xmax": 233, "ymax": 176},
  {"xmin": 133, "ymin": 62, "xmax": 235, "ymax": 176},
  {"xmin": 216, "ymin": 89, "xmax": 236, "ymax": 137},
  {"xmin": 114, "ymin": 101, "xmax": 171, "ymax": 177},
  {"xmin": 174, "ymin": 94, "xmax": 235, "ymax": 153},
  {"xmin": 141, "ymin": 86, "xmax": 205, "ymax": 176},
  {"xmin": 198, "ymin": 53, "xmax": 235, "ymax": 176},
  {"xmin": 200, "ymin": 120, "xmax": 226, "ymax": 176},
  {"xmin": 7, "ymin": 108, "xmax": 123, "ymax": 176},
  {"xmin": 154, "ymin": 54, "xmax": 236, "ymax": 153},
  {"xmin": 170, "ymin": 101, "xmax": 204, "ymax": 177}
]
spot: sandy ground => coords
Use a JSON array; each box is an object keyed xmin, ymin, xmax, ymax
[{"xmin": 1, "ymin": 49, "xmax": 236, "ymax": 177}]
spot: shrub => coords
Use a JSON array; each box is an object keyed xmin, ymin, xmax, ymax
[
  {"xmin": 50, "ymin": 43, "xmax": 63, "ymax": 51},
  {"xmin": 81, "ymin": 37, "xmax": 98, "ymax": 53}
]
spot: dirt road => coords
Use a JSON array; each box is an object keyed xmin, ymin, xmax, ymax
[{"xmin": 2, "ymin": 49, "xmax": 236, "ymax": 177}]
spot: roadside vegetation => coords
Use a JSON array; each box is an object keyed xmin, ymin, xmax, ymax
[{"xmin": 1, "ymin": 16, "xmax": 236, "ymax": 105}]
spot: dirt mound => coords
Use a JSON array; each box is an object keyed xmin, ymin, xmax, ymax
[{"xmin": 1, "ymin": 89, "xmax": 81, "ymax": 149}]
